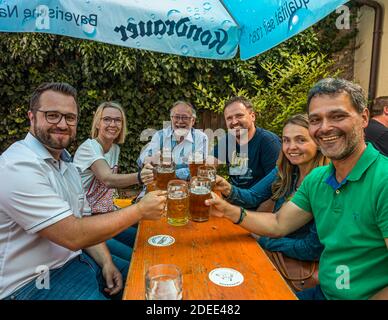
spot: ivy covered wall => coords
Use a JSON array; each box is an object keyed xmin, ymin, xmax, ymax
[{"xmin": 0, "ymin": 8, "xmax": 357, "ymax": 172}]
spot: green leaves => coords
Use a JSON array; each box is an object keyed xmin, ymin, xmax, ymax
[
  {"xmin": 0, "ymin": 10, "xmax": 354, "ymax": 170},
  {"xmin": 193, "ymin": 30, "xmax": 341, "ymax": 136}
]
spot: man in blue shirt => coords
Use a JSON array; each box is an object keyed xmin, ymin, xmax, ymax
[
  {"xmin": 213, "ymin": 96, "xmax": 281, "ymax": 190},
  {"xmin": 138, "ymin": 101, "xmax": 208, "ymax": 181}
]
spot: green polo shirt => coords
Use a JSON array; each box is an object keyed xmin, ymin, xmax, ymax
[{"xmin": 292, "ymin": 143, "xmax": 388, "ymax": 300}]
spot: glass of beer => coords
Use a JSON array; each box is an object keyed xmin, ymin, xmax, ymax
[
  {"xmin": 197, "ymin": 165, "xmax": 217, "ymax": 190},
  {"xmin": 167, "ymin": 180, "xmax": 189, "ymax": 226},
  {"xmin": 146, "ymin": 180, "xmax": 158, "ymax": 193},
  {"xmin": 189, "ymin": 176, "xmax": 212, "ymax": 222},
  {"xmin": 144, "ymin": 164, "xmax": 157, "ymax": 193},
  {"xmin": 188, "ymin": 152, "xmax": 205, "ymax": 178},
  {"xmin": 156, "ymin": 162, "xmax": 176, "ymax": 190}
]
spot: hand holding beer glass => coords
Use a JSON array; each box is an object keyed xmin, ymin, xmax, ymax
[
  {"xmin": 146, "ymin": 180, "xmax": 158, "ymax": 193},
  {"xmin": 167, "ymin": 180, "xmax": 189, "ymax": 226},
  {"xmin": 156, "ymin": 161, "xmax": 176, "ymax": 190},
  {"xmin": 141, "ymin": 163, "xmax": 158, "ymax": 193},
  {"xmin": 188, "ymin": 152, "xmax": 205, "ymax": 178},
  {"xmin": 197, "ymin": 165, "xmax": 217, "ymax": 190},
  {"xmin": 189, "ymin": 176, "xmax": 212, "ymax": 222},
  {"xmin": 140, "ymin": 163, "xmax": 155, "ymax": 185}
]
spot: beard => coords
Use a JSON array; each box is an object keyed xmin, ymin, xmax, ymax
[
  {"xmin": 319, "ymin": 127, "xmax": 361, "ymax": 161},
  {"xmin": 229, "ymin": 127, "xmax": 249, "ymax": 143},
  {"xmin": 174, "ymin": 128, "xmax": 189, "ymax": 139},
  {"xmin": 34, "ymin": 119, "xmax": 75, "ymax": 150}
]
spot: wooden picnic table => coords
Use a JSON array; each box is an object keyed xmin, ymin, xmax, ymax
[{"xmin": 123, "ymin": 216, "xmax": 297, "ymax": 300}]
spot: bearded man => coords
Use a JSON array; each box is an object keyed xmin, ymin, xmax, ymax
[{"xmin": 207, "ymin": 78, "xmax": 388, "ymax": 300}]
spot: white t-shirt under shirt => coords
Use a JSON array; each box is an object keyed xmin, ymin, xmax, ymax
[
  {"xmin": 73, "ymin": 139, "xmax": 120, "ymax": 213},
  {"xmin": 0, "ymin": 133, "xmax": 90, "ymax": 299}
]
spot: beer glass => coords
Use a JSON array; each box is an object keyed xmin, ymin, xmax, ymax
[
  {"xmin": 145, "ymin": 264, "xmax": 183, "ymax": 300},
  {"xmin": 189, "ymin": 176, "xmax": 212, "ymax": 222},
  {"xmin": 167, "ymin": 180, "xmax": 189, "ymax": 226},
  {"xmin": 187, "ymin": 152, "xmax": 205, "ymax": 178},
  {"xmin": 144, "ymin": 165, "xmax": 157, "ymax": 193},
  {"xmin": 197, "ymin": 165, "xmax": 217, "ymax": 190},
  {"xmin": 156, "ymin": 162, "xmax": 176, "ymax": 190},
  {"xmin": 146, "ymin": 180, "xmax": 158, "ymax": 193}
]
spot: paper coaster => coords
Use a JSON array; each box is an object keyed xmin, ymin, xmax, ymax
[
  {"xmin": 148, "ymin": 235, "xmax": 175, "ymax": 247},
  {"xmin": 209, "ymin": 268, "xmax": 244, "ymax": 287}
]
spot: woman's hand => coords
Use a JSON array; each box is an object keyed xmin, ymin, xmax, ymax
[
  {"xmin": 205, "ymin": 192, "xmax": 238, "ymax": 220},
  {"xmin": 140, "ymin": 163, "xmax": 154, "ymax": 185},
  {"xmin": 214, "ymin": 175, "xmax": 232, "ymax": 197}
]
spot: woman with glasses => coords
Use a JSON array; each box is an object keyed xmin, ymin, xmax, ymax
[{"xmin": 73, "ymin": 102, "xmax": 153, "ymax": 262}]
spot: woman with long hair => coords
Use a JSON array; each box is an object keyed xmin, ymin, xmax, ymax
[
  {"xmin": 214, "ymin": 114, "xmax": 328, "ymax": 260},
  {"xmin": 74, "ymin": 101, "xmax": 153, "ymax": 262}
]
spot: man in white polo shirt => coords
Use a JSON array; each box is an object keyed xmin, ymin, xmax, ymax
[{"xmin": 0, "ymin": 82, "xmax": 166, "ymax": 300}]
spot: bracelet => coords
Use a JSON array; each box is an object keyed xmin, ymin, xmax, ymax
[
  {"xmin": 234, "ymin": 207, "xmax": 247, "ymax": 225},
  {"xmin": 137, "ymin": 170, "xmax": 143, "ymax": 185}
]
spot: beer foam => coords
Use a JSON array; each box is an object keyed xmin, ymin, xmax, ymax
[
  {"xmin": 162, "ymin": 147, "xmax": 172, "ymax": 154},
  {"xmin": 190, "ymin": 186, "xmax": 210, "ymax": 195},
  {"xmin": 157, "ymin": 166, "xmax": 175, "ymax": 173},
  {"xmin": 189, "ymin": 152, "xmax": 204, "ymax": 163},
  {"xmin": 168, "ymin": 191, "xmax": 188, "ymax": 199}
]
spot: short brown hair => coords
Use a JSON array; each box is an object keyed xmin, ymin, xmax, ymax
[
  {"xmin": 224, "ymin": 96, "xmax": 254, "ymax": 112},
  {"xmin": 371, "ymin": 96, "xmax": 388, "ymax": 117},
  {"xmin": 307, "ymin": 78, "xmax": 367, "ymax": 114},
  {"xmin": 30, "ymin": 82, "xmax": 79, "ymax": 114}
]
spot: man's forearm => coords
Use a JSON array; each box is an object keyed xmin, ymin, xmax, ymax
[
  {"xmin": 104, "ymin": 172, "xmax": 139, "ymax": 188},
  {"xmin": 84, "ymin": 243, "xmax": 113, "ymax": 267},
  {"xmin": 240, "ymin": 211, "xmax": 282, "ymax": 237},
  {"xmin": 75, "ymin": 204, "xmax": 142, "ymax": 249},
  {"xmin": 370, "ymin": 287, "xmax": 388, "ymax": 300},
  {"xmin": 223, "ymin": 205, "xmax": 282, "ymax": 238}
]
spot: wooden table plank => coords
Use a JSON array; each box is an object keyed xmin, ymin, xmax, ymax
[{"xmin": 123, "ymin": 216, "xmax": 297, "ymax": 300}]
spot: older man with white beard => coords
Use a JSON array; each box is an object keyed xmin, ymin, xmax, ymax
[{"xmin": 137, "ymin": 101, "xmax": 208, "ymax": 181}]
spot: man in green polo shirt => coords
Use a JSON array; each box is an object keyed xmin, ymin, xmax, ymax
[{"xmin": 206, "ymin": 78, "xmax": 388, "ymax": 300}]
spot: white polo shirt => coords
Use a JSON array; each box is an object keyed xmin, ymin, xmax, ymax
[{"xmin": 0, "ymin": 133, "xmax": 90, "ymax": 299}]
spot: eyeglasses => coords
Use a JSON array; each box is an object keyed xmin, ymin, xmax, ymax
[
  {"xmin": 171, "ymin": 115, "xmax": 192, "ymax": 122},
  {"xmin": 101, "ymin": 117, "xmax": 123, "ymax": 125},
  {"xmin": 37, "ymin": 110, "xmax": 78, "ymax": 126}
]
